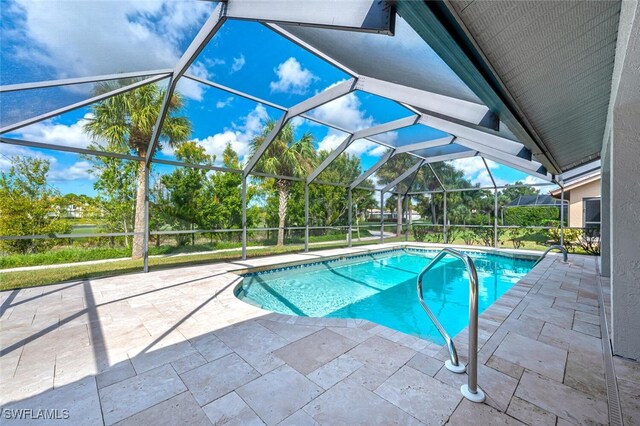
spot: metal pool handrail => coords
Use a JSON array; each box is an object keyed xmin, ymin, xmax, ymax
[
  {"xmin": 416, "ymin": 247, "xmax": 485, "ymax": 402},
  {"xmin": 533, "ymin": 244, "xmax": 568, "ymax": 267}
]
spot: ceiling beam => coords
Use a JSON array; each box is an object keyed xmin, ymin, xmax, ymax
[
  {"xmin": 146, "ymin": 3, "xmax": 227, "ymax": 165},
  {"xmin": 307, "ymin": 115, "xmax": 418, "ymax": 184},
  {"xmin": 393, "ymin": 136, "xmax": 454, "ymax": 154},
  {"xmin": 350, "ymin": 149, "xmax": 395, "ymax": 189},
  {"xmin": 226, "ymin": 0, "xmax": 395, "ymax": 34},
  {"xmin": 381, "ymin": 160, "xmax": 424, "ymax": 193},
  {"xmin": 0, "ymin": 69, "xmax": 173, "ymax": 93},
  {"xmin": 356, "ymin": 75, "xmax": 494, "ymax": 128},
  {"xmin": 244, "ymin": 78, "xmax": 357, "ymax": 177},
  {"xmin": 0, "ymin": 74, "xmax": 169, "ymax": 135}
]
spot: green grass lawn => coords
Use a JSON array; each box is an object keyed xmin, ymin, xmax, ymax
[{"xmin": 0, "ymin": 237, "xmax": 407, "ymax": 291}]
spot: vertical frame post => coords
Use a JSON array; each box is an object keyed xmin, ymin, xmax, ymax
[
  {"xmin": 443, "ymin": 191, "xmax": 448, "ymax": 244},
  {"xmin": 304, "ymin": 183, "xmax": 309, "ymax": 252},
  {"xmin": 560, "ymin": 186, "xmax": 565, "ymax": 247},
  {"xmin": 494, "ymin": 189, "xmax": 498, "ymax": 248},
  {"xmin": 347, "ymin": 187, "xmax": 353, "ymax": 248},
  {"xmin": 143, "ymin": 165, "xmax": 150, "ymax": 273},
  {"xmin": 380, "ymin": 190, "xmax": 384, "ymax": 244},
  {"xmin": 241, "ymin": 176, "xmax": 247, "ymax": 260},
  {"xmin": 403, "ymin": 194, "xmax": 410, "ymax": 242}
]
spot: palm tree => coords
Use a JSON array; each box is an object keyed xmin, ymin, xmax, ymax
[
  {"xmin": 84, "ymin": 82, "xmax": 191, "ymax": 259},
  {"xmin": 250, "ymin": 121, "xmax": 316, "ymax": 246}
]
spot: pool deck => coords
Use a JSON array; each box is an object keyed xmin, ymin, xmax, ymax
[{"xmin": 1, "ymin": 243, "xmax": 638, "ymax": 425}]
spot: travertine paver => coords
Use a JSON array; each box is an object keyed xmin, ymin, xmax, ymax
[
  {"xmin": 179, "ymin": 353, "xmax": 260, "ymax": 406},
  {"xmin": 202, "ymin": 392, "xmax": 264, "ymax": 426},
  {"xmin": 1, "ymin": 243, "xmax": 638, "ymax": 425},
  {"xmin": 99, "ymin": 364, "xmax": 186, "ymax": 425},
  {"xmin": 273, "ymin": 328, "xmax": 358, "ymax": 375},
  {"xmin": 493, "ymin": 333, "xmax": 567, "ymax": 382},
  {"xmin": 303, "ymin": 379, "xmax": 423, "ymax": 425},
  {"xmin": 113, "ymin": 391, "xmax": 210, "ymax": 426},
  {"xmin": 236, "ymin": 365, "xmax": 323, "ymax": 425}
]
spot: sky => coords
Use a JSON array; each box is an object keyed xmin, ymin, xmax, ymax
[{"xmin": 0, "ymin": 0, "xmax": 550, "ymax": 196}]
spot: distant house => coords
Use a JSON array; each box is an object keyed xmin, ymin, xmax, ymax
[
  {"xmin": 551, "ymin": 172, "xmax": 601, "ymax": 228},
  {"xmin": 366, "ymin": 209, "xmax": 422, "ymax": 221}
]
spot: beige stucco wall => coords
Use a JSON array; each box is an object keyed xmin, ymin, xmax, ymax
[{"xmin": 567, "ymin": 178, "xmax": 601, "ymax": 227}]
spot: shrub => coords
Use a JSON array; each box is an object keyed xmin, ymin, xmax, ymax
[
  {"xmin": 504, "ymin": 206, "xmax": 559, "ymax": 226},
  {"xmin": 473, "ymin": 227, "xmax": 494, "ymax": 246},
  {"xmin": 461, "ymin": 229, "xmax": 477, "ymax": 245}
]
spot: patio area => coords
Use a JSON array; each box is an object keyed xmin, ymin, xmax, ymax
[{"xmin": 1, "ymin": 243, "xmax": 638, "ymax": 425}]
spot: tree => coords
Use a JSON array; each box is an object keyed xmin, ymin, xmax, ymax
[
  {"xmin": 499, "ymin": 181, "xmax": 539, "ymax": 205},
  {"xmin": 86, "ymin": 141, "xmax": 137, "ymax": 248},
  {"xmin": 377, "ymin": 155, "xmax": 417, "ymax": 234},
  {"xmin": 84, "ymin": 82, "xmax": 191, "ymax": 258},
  {"xmin": 250, "ymin": 121, "xmax": 316, "ymax": 246},
  {"xmin": 0, "ymin": 156, "xmax": 71, "ymax": 254},
  {"xmin": 160, "ymin": 141, "xmax": 211, "ymax": 237}
]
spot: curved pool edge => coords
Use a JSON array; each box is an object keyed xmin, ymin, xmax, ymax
[{"xmin": 226, "ymin": 242, "xmax": 556, "ymax": 352}]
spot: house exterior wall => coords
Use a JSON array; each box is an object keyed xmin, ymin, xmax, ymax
[{"xmin": 567, "ymin": 179, "xmax": 600, "ymax": 227}]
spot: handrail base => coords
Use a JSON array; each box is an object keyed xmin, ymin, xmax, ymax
[
  {"xmin": 461, "ymin": 385, "xmax": 486, "ymax": 403},
  {"xmin": 445, "ymin": 360, "xmax": 466, "ymax": 374}
]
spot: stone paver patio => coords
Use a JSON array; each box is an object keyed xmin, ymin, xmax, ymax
[{"xmin": 1, "ymin": 243, "xmax": 638, "ymax": 425}]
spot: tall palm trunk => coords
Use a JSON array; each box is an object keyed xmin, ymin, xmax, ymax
[
  {"xmin": 276, "ymin": 180, "xmax": 289, "ymax": 246},
  {"xmin": 132, "ymin": 156, "xmax": 147, "ymax": 259},
  {"xmin": 396, "ymin": 195, "xmax": 403, "ymax": 235}
]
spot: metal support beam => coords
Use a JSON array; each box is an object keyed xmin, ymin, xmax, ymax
[
  {"xmin": 381, "ymin": 160, "xmax": 424, "ymax": 193},
  {"xmin": 1, "ymin": 74, "xmax": 169, "ymax": 135},
  {"xmin": 304, "ymin": 183, "xmax": 310, "ymax": 252},
  {"xmin": 356, "ymin": 76, "xmax": 492, "ymax": 126},
  {"xmin": 226, "ymin": 0, "xmax": 395, "ymax": 34},
  {"xmin": 380, "ymin": 190, "xmax": 385, "ymax": 243},
  {"xmin": 348, "ymin": 187, "xmax": 353, "ymax": 248},
  {"xmin": 494, "ymin": 189, "xmax": 498, "ymax": 248},
  {"xmin": 454, "ymin": 137, "xmax": 543, "ymax": 174},
  {"xmin": 146, "ymin": 4, "xmax": 227, "ymax": 165},
  {"xmin": 245, "ymin": 78, "xmax": 356, "ymax": 177},
  {"xmin": 143, "ymin": 165, "xmax": 150, "ymax": 273},
  {"xmin": 242, "ymin": 176, "xmax": 247, "ymax": 260},
  {"xmin": 428, "ymin": 163, "xmax": 446, "ymax": 192},
  {"xmin": 420, "ymin": 151, "xmax": 476, "ymax": 164},
  {"xmin": 350, "ymin": 149, "xmax": 395, "ymax": 189},
  {"xmin": 308, "ymin": 115, "xmax": 417, "ymax": 184},
  {"xmin": 443, "ymin": 191, "xmax": 448, "ymax": 243},
  {"xmin": 393, "ymin": 137, "xmax": 454, "ymax": 155},
  {"xmin": 560, "ymin": 186, "xmax": 565, "ymax": 247},
  {"xmin": 0, "ymin": 69, "xmax": 173, "ymax": 93},
  {"xmin": 0, "ymin": 137, "xmax": 143, "ymax": 161}
]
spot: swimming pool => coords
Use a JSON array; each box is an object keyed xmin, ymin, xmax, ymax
[{"xmin": 235, "ymin": 248, "xmax": 534, "ymax": 344}]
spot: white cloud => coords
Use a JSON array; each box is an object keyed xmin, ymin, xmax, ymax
[
  {"xmin": 8, "ymin": 0, "xmax": 212, "ymax": 99},
  {"xmin": 231, "ymin": 54, "xmax": 246, "ymax": 73},
  {"xmin": 0, "ymin": 144, "xmax": 93, "ymax": 182},
  {"xmin": 522, "ymin": 175, "xmax": 547, "ymax": 185},
  {"xmin": 311, "ymin": 81, "xmax": 393, "ymax": 158},
  {"xmin": 215, "ymin": 96, "xmax": 234, "ymax": 109},
  {"xmin": 269, "ymin": 57, "xmax": 318, "ymax": 95},
  {"xmin": 0, "ymin": 144, "xmax": 58, "ymax": 173},
  {"xmin": 449, "ymin": 157, "xmax": 508, "ymax": 187},
  {"xmin": 49, "ymin": 160, "xmax": 94, "ymax": 182},
  {"xmin": 166, "ymin": 104, "xmax": 270, "ymax": 162},
  {"xmin": 13, "ymin": 113, "xmax": 94, "ymax": 149}
]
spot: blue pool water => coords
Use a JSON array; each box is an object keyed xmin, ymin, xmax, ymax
[{"xmin": 235, "ymin": 249, "xmax": 534, "ymax": 344}]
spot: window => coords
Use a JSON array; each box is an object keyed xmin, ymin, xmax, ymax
[{"xmin": 583, "ymin": 197, "xmax": 601, "ymax": 228}]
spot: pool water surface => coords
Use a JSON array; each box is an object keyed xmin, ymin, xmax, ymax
[{"xmin": 236, "ymin": 249, "xmax": 534, "ymax": 344}]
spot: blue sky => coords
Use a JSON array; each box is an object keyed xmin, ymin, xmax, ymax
[{"xmin": 0, "ymin": 0, "xmax": 548, "ymax": 196}]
